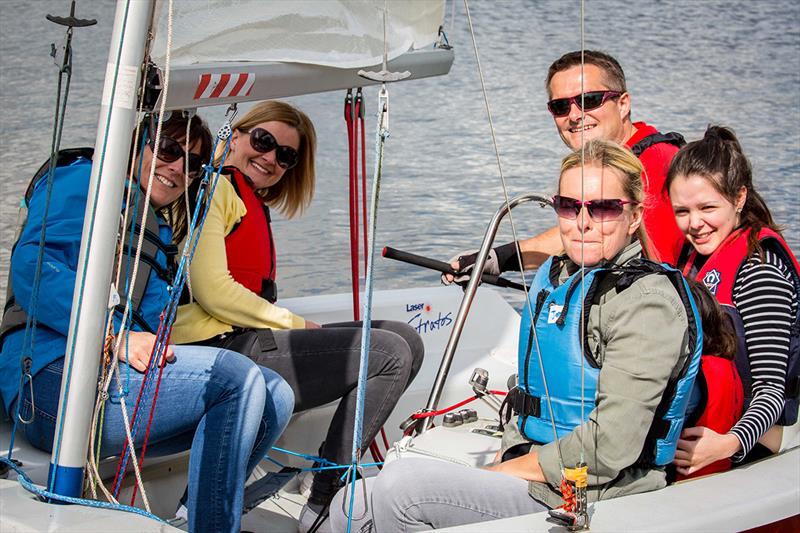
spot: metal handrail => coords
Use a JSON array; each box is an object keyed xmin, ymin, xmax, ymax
[{"xmin": 419, "ymin": 192, "xmax": 552, "ymax": 433}]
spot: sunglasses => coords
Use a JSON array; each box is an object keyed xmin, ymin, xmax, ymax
[
  {"xmin": 149, "ymin": 135, "xmax": 204, "ymax": 177},
  {"xmin": 243, "ymin": 128, "xmax": 300, "ymax": 170},
  {"xmin": 547, "ymin": 90, "xmax": 622, "ymax": 117},
  {"xmin": 552, "ymin": 194, "xmax": 638, "ymax": 222}
]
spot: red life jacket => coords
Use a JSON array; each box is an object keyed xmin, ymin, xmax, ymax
[
  {"xmin": 682, "ymin": 228, "xmax": 800, "ymax": 426},
  {"xmin": 677, "ymin": 354, "xmax": 743, "ymax": 480},
  {"xmin": 223, "ymin": 166, "xmax": 278, "ymax": 303}
]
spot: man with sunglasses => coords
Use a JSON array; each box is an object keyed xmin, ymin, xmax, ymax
[{"xmin": 445, "ymin": 50, "xmax": 686, "ymax": 283}]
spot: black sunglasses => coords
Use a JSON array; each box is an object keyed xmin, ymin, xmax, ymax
[
  {"xmin": 243, "ymin": 128, "xmax": 300, "ymax": 170},
  {"xmin": 552, "ymin": 194, "xmax": 638, "ymax": 222},
  {"xmin": 149, "ymin": 135, "xmax": 204, "ymax": 176},
  {"xmin": 547, "ymin": 90, "xmax": 622, "ymax": 117}
]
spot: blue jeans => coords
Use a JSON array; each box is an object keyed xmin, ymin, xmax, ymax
[{"xmin": 13, "ymin": 345, "xmax": 294, "ymax": 533}]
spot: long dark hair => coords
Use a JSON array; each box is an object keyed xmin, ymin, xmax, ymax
[
  {"xmin": 665, "ymin": 125, "xmax": 781, "ymax": 259},
  {"xmin": 686, "ymin": 278, "xmax": 737, "ymax": 359},
  {"xmin": 133, "ymin": 112, "xmax": 213, "ymax": 242}
]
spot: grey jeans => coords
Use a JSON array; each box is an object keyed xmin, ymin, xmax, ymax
[{"xmin": 329, "ymin": 458, "xmax": 548, "ymax": 532}]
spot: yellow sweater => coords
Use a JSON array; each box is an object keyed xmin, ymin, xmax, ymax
[{"xmin": 171, "ymin": 176, "xmax": 306, "ymax": 345}]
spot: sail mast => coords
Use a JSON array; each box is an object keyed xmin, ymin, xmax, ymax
[{"xmin": 48, "ymin": 0, "xmax": 154, "ymax": 498}]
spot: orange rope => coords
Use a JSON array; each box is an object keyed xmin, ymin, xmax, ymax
[{"xmin": 559, "ymin": 478, "xmax": 577, "ymax": 512}]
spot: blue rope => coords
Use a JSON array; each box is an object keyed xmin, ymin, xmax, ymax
[
  {"xmin": 111, "ymin": 136, "xmax": 231, "ymax": 497},
  {"xmin": 269, "ymin": 446, "xmax": 338, "ymax": 467},
  {"xmin": 347, "ymin": 88, "xmax": 390, "ymax": 533},
  {"xmin": 0, "ymin": 457, "xmax": 164, "ymax": 523}
]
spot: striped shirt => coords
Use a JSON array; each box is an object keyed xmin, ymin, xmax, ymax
[{"xmin": 729, "ymin": 247, "xmax": 798, "ymax": 460}]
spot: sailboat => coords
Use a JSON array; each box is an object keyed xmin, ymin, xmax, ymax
[{"xmin": 1, "ymin": 1, "xmax": 798, "ymax": 532}]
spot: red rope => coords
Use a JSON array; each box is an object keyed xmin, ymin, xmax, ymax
[
  {"xmin": 129, "ymin": 328, "xmax": 172, "ymax": 505},
  {"xmin": 111, "ymin": 316, "xmax": 173, "ymax": 499},
  {"xmin": 368, "ymin": 441, "xmax": 384, "ymax": 464},
  {"xmin": 345, "ymin": 90, "xmax": 360, "ymax": 320},
  {"xmin": 379, "ymin": 427, "xmax": 390, "ymax": 450},
  {"xmin": 559, "ymin": 478, "xmax": 577, "ymax": 512},
  {"xmin": 357, "ymin": 88, "xmax": 368, "ymax": 273},
  {"xmin": 410, "ymin": 390, "xmax": 507, "ymax": 420}
]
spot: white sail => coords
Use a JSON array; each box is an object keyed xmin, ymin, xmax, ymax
[{"xmin": 150, "ymin": 0, "xmax": 445, "ymax": 69}]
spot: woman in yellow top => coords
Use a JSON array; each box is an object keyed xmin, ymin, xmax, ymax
[{"xmin": 172, "ymin": 100, "xmax": 424, "ymax": 530}]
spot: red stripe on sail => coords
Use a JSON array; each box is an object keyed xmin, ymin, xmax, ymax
[
  {"xmin": 229, "ymin": 73, "xmax": 249, "ymax": 96},
  {"xmin": 209, "ymin": 73, "xmax": 231, "ymax": 98},
  {"xmin": 194, "ymin": 74, "xmax": 211, "ymax": 99},
  {"xmin": 243, "ymin": 74, "xmax": 255, "ymax": 96}
]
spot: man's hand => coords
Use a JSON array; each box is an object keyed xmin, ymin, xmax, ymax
[
  {"xmin": 117, "ymin": 331, "xmax": 175, "ymax": 373},
  {"xmin": 441, "ymin": 248, "xmax": 501, "ymax": 287},
  {"xmin": 304, "ymin": 319, "xmax": 322, "ymax": 329},
  {"xmin": 441, "ymin": 241, "xmax": 520, "ymax": 287}
]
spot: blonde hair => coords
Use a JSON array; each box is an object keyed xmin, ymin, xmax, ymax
[
  {"xmin": 559, "ymin": 139, "xmax": 652, "ymax": 258},
  {"xmin": 217, "ymin": 101, "xmax": 316, "ymax": 219}
]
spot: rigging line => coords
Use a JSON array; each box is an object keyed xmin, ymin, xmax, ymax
[
  {"xmin": 113, "ymin": 130, "xmax": 233, "ymax": 494},
  {"xmin": 182, "ymin": 112, "xmax": 195, "ymax": 303},
  {"xmin": 359, "ymin": 89, "xmax": 368, "ymax": 274},
  {"xmin": 105, "ymin": 131, "xmax": 232, "ymax": 502},
  {"xmin": 87, "ymin": 138, "xmax": 148, "ymax": 503},
  {"xmin": 579, "ymin": 0, "xmax": 586, "ymax": 467},
  {"xmin": 86, "ymin": 141, "xmax": 147, "ymax": 503},
  {"xmin": 351, "ymin": 89, "xmax": 389, "ymax": 465},
  {"xmin": 0, "ymin": 457, "xmax": 165, "ymax": 523},
  {"xmin": 345, "ymin": 85, "xmax": 389, "ymax": 533},
  {"xmin": 111, "ymin": 0, "xmax": 176, "ymax": 508},
  {"xmin": 345, "ymin": 89, "xmax": 360, "ymax": 320},
  {"xmin": 7, "ymin": 15, "xmax": 75, "ymax": 460},
  {"xmin": 48, "ymin": 0, "xmax": 132, "ymax": 495},
  {"xmin": 462, "ymin": 0, "xmax": 566, "ymax": 471}
]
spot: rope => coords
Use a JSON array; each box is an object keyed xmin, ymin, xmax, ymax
[
  {"xmin": 357, "ymin": 88, "xmax": 368, "ymax": 274},
  {"xmin": 0, "ymin": 457, "xmax": 164, "ymax": 523},
  {"xmin": 351, "ymin": 88, "xmax": 389, "ymax": 465},
  {"xmin": 462, "ymin": 0, "xmax": 566, "ymax": 473},
  {"xmin": 345, "ymin": 89, "xmax": 361, "ymax": 319},
  {"xmin": 86, "ymin": 135, "xmax": 150, "ymax": 505},
  {"xmin": 409, "ymin": 390, "xmax": 507, "ymax": 420},
  {"xmin": 110, "ymin": 119, "xmax": 234, "ymax": 499},
  {"xmin": 106, "ymin": 0, "xmax": 176, "ymax": 506},
  {"xmin": 578, "ymin": 0, "xmax": 587, "ymax": 468},
  {"xmin": 6, "ymin": 4, "xmax": 77, "ymax": 461},
  {"xmin": 182, "ymin": 112, "xmax": 195, "ymax": 303},
  {"xmin": 343, "ymin": 83, "xmax": 390, "ymax": 533}
]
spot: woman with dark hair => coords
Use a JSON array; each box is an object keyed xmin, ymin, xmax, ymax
[
  {"xmin": 667, "ymin": 125, "xmax": 800, "ymax": 474},
  {"xmin": 0, "ymin": 112, "xmax": 294, "ymax": 533},
  {"xmin": 170, "ymin": 100, "xmax": 424, "ymax": 530}
]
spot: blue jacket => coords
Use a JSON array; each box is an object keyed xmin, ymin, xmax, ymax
[
  {"xmin": 516, "ymin": 255, "xmax": 703, "ymax": 466},
  {"xmin": 0, "ymin": 158, "xmax": 173, "ymax": 411}
]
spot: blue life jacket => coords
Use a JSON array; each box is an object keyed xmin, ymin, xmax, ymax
[
  {"xmin": 0, "ymin": 155, "xmax": 175, "ymax": 411},
  {"xmin": 513, "ymin": 256, "xmax": 703, "ymax": 466}
]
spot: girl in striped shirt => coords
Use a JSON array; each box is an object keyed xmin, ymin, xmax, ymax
[{"xmin": 667, "ymin": 125, "xmax": 799, "ymax": 475}]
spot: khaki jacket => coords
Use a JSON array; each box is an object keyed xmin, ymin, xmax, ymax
[{"xmin": 502, "ymin": 241, "xmax": 691, "ymax": 508}]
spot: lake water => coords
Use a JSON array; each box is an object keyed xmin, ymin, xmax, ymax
[{"xmin": 1, "ymin": 0, "xmax": 798, "ymax": 304}]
